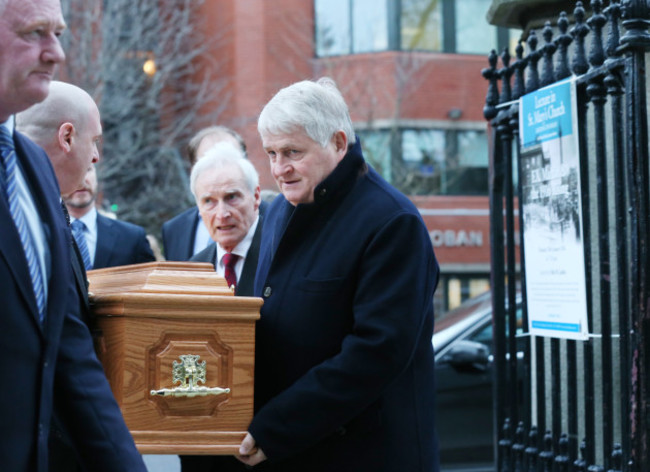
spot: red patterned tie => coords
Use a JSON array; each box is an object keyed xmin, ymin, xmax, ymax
[{"xmin": 222, "ymin": 253, "xmax": 239, "ymax": 290}]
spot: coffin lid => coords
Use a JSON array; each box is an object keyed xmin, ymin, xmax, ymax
[{"xmin": 88, "ymin": 261, "xmax": 233, "ymax": 297}]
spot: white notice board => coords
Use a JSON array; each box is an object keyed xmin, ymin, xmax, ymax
[{"xmin": 519, "ymin": 77, "xmax": 589, "ymax": 340}]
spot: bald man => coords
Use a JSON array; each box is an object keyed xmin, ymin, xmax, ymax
[
  {"xmin": 17, "ymin": 80, "xmax": 101, "ymax": 195},
  {"xmin": 16, "ymin": 81, "xmax": 143, "ymax": 472},
  {"xmin": 20, "ymin": 83, "xmax": 155, "ymax": 272},
  {"xmin": 16, "ymin": 80, "xmax": 102, "ymax": 329}
]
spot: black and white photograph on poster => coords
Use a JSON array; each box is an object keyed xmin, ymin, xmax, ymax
[{"xmin": 519, "ymin": 78, "xmax": 589, "ymax": 340}]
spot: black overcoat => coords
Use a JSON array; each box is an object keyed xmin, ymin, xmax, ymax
[{"xmin": 251, "ymin": 141, "xmax": 440, "ymax": 472}]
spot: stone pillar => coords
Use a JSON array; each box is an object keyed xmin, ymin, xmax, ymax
[{"xmin": 487, "ymin": 0, "xmax": 591, "ymax": 37}]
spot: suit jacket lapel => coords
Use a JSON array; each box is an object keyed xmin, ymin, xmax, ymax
[
  {"xmin": 184, "ymin": 210, "xmax": 200, "ymax": 260},
  {"xmin": 71, "ymin": 238, "xmax": 90, "ymax": 300},
  {"xmin": 0, "ymin": 187, "xmax": 38, "ymax": 317},
  {"xmin": 238, "ymin": 212, "xmax": 264, "ymax": 296},
  {"xmin": 11, "ymin": 132, "xmax": 70, "ymax": 332},
  {"xmin": 94, "ymin": 213, "xmax": 117, "ymax": 269}
]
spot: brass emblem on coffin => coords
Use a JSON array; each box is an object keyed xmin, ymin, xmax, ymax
[{"xmin": 150, "ymin": 354, "xmax": 231, "ymax": 398}]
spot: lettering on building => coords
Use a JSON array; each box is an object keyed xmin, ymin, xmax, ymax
[{"xmin": 429, "ymin": 230, "xmax": 483, "ymax": 248}]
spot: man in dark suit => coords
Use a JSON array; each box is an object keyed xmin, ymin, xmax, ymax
[
  {"xmin": 162, "ymin": 125, "xmax": 249, "ymax": 261},
  {"xmin": 17, "ymin": 79, "xmax": 112, "ymax": 471},
  {"xmin": 63, "ymin": 164, "xmax": 156, "ymax": 269},
  {"xmin": 180, "ymin": 140, "xmax": 264, "ymax": 472},
  {"xmin": 237, "ymin": 78, "xmax": 441, "ymax": 472},
  {"xmin": 0, "ymin": 0, "xmax": 146, "ymax": 470},
  {"xmin": 16, "ymin": 79, "xmax": 103, "ymax": 329}
]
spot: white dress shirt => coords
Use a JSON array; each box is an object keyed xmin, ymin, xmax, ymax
[
  {"xmin": 193, "ymin": 214, "xmax": 212, "ymax": 256},
  {"xmin": 214, "ymin": 216, "xmax": 259, "ymax": 282}
]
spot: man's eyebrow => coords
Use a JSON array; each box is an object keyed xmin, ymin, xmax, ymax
[{"xmin": 19, "ymin": 18, "xmax": 67, "ymax": 33}]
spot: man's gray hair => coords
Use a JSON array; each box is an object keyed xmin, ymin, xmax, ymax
[
  {"xmin": 257, "ymin": 77, "xmax": 356, "ymax": 148},
  {"xmin": 187, "ymin": 125, "xmax": 247, "ymax": 164},
  {"xmin": 190, "ymin": 141, "xmax": 259, "ymax": 199}
]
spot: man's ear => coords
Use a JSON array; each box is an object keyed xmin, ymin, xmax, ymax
[
  {"xmin": 253, "ymin": 185, "xmax": 261, "ymax": 212},
  {"xmin": 333, "ymin": 130, "xmax": 348, "ymax": 158},
  {"xmin": 58, "ymin": 122, "xmax": 75, "ymax": 153}
]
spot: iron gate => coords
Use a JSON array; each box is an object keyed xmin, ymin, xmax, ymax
[{"xmin": 482, "ymin": 1, "xmax": 650, "ymax": 470}]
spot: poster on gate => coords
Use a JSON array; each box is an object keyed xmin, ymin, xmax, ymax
[{"xmin": 518, "ymin": 77, "xmax": 589, "ymax": 340}]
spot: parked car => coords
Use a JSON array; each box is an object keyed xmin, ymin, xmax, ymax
[{"xmin": 434, "ymin": 291, "xmax": 522, "ymax": 472}]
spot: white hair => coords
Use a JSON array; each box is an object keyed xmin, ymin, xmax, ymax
[
  {"xmin": 258, "ymin": 77, "xmax": 356, "ymax": 148},
  {"xmin": 190, "ymin": 141, "xmax": 259, "ymax": 198}
]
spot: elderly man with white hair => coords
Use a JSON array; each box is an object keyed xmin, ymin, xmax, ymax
[
  {"xmin": 188, "ymin": 141, "xmax": 264, "ymax": 296},
  {"xmin": 237, "ymin": 77, "xmax": 440, "ymax": 472},
  {"xmin": 180, "ymin": 141, "xmax": 266, "ymax": 472}
]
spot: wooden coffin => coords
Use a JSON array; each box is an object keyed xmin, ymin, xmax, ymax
[{"xmin": 87, "ymin": 261, "xmax": 262, "ymax": 455}]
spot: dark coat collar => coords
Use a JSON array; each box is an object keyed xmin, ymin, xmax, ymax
[{"xmin": 311, "ymin": 138, "xmax": 366, "ymax": 208}]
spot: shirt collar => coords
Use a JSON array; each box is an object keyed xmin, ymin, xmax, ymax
[
  {"xmin": 216, "ymin": 215, "xmax": 259, "ymax": 264},
  {"xmin": 72, "ymin": 206, "xmax": 98, "ymax": 234},
  {"xmin": 1, "ymin": 116, "xmax": 15, "ymax": 135}
]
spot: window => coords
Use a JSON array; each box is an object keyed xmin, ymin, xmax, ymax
[
  {"xmin": 455, "ymin": 0, "xmax": 498, "ymax": 54},
  {"xmin": 358, "ymin": 130, "xmax": 392, "ymax": 181},
  {"xmin": 352, "ymin": 0, "xmax": 388, "ymax": 53},
  {"xmin": 315, "ymin": 0, "xmax": 350, "ymax": 56},
  {"xmin": 359, "ymin": 127, "xmax": 489, "ymax": 196},
  {"xmin": 315, "ymin": 0, "xmax": 516, "ymax": 57},
  {"xmin": 401, "ymin": 0, "xmax": 443, "ymax": 51},
  {"xmin": 315, "ymin": 0, "xmax": 388, "ymax": 56},
  {"xmin": 435, "ymin": 274, "xmax": 491, "ymax": 315}
]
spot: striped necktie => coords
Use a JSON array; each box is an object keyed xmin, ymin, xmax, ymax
[
  {"xmin": 71, "ymin": 219, "xmax": 92, "ymax": 271},
  {"xmin": 0, "ymin": 127, "xmax": 46, "ymax": 321}
]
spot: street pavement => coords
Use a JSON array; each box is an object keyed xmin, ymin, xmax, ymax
[{"xmin": 143, "ymin": 455, "xmax": 180, "ymax": 472}]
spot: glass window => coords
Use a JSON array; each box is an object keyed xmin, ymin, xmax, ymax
[
  {"xmin": 402, "ymin": 129, "xmax": 445, "ymax": 169},
  {"xmin": 468, "ymin": 322, "xmax": 493, "ymax": 350},
  {"xmin": 315, "ymin": 0, "xmax": 350, "ymax": 56},
  {"xmin": 352, "ymin": 0, "xmax": 388, "ymax": 53},
  {"xmin": 457, "ymin": 130, "xmax": 488, "ymax": 167},
  {"xmin": 455, "ymin": 0, "xmax": 498, "ymax": 54},
  {"xmin": 315, "ymin": 0, "xmax": 387, "ymax": 55},
  {"xmin": 357, "ymin": 130, "xmax": 392, "ymax": 181},
  {"xmin": 314, "ymin": 0, "xmax": 512, "ymax": 57},
  {"xmin": 400, "ymin": 0, "xmax": 443, "ymax": 51},
  {"xmin": 356, "ymin": 128, "xmax": 488, "ymax": 196},
  {"xmin": 438, "ymin": 274, "xmax": 491, "ymax": 315},
  {"xmin": 398, "ymin": 129, "xmax": 446, "ymax": 194}
]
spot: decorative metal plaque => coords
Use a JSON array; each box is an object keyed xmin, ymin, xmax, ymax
[{"xmin": 150, "ymin": 354, "xmax": 230, "ymax": 398}]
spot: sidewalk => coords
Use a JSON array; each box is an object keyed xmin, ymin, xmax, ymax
[{"xmin": 144, "ymin": 455, "xmax": 180, "ymax": 472}]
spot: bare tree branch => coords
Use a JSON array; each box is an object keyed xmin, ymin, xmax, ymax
[{"xmin": 59, "ymin": 0, "xmax": 229, "ymax": 237}]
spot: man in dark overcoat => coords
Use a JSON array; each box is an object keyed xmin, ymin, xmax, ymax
[{"xmin": 236, "ymin": 78, "xmax": 441, "ymax": 472}]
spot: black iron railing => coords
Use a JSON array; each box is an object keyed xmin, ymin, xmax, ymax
[{"xmin": 483, "ymin": 1, "xmax": 650, "ymax": 470}]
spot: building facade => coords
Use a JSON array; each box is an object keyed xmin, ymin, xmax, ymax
[{"xmin": 191, "ymin": 0, "xmax": 518, "ymax": 312}]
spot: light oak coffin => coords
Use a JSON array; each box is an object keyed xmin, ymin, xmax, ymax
[{"xmin": 87, "ymin": 261, "xmax": 261, "ymax": 454}]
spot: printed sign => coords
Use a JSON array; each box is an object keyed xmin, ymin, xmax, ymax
[{"xmin": 519, "ymin": 78, "xmax": 589, "ymax": 340}]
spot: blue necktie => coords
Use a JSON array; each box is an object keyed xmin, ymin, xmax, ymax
[
  {"xmin": 71, "ymin": 219, "xmax": 92, "ymax": 271},
  {"xmin": 0, "ymin": 127, "xmax": 46, "ymax": 321}
]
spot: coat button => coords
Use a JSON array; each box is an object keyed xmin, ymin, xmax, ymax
[
  {"xmin": 336, "ymin": 426, "xmax": 347, "ymax": 436},
  {"xmin": 263, "ymin": 286, "xmax": 272, "ymax": 297},
  {"xmin": 319, "ymin": 188, "xmax": 327, "ymax": 197}
]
